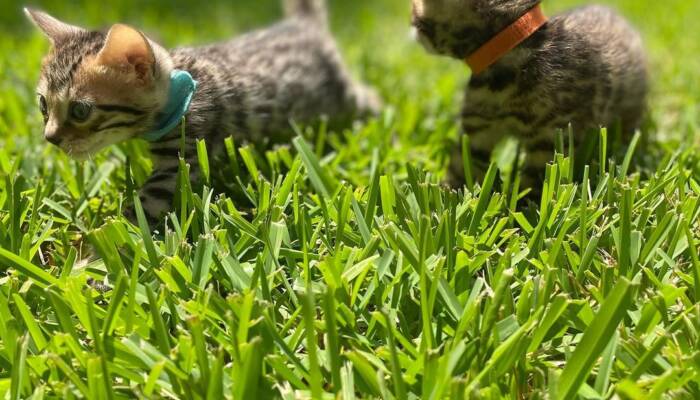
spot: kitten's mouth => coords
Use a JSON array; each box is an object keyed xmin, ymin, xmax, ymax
[
  {"xmin": 57, "ymin": 130, "xmax": 136, "ymax": 160},
  {"xmin": 59, "ymin": 141, "xmax": 97, "ymax": 161},
  {"xmin": 70, "ymin": 151, "xmax": 92, "ymax": 161}
]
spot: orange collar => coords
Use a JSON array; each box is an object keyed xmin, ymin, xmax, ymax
[{"xmin": 466, "ymin": 4, "xmax": 548, "ymax": 75}]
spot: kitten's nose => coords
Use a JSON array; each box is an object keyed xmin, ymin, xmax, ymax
[
  {"xmin": 45, "ymin": 132, "xmax": 62, "ymax": 146},
  {"xmin": 44, "ymin": 119, "xmax": 63, "ymax": 146}
]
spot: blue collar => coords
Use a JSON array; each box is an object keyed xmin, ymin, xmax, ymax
[{"xmin": 143, "ymin": 70, "xmax": 197, "ymax": 142}]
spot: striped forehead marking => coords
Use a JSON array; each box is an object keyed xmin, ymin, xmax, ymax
[{"xmin": 44, "ymin": 31, "xmax": 106, "ymax": 92}]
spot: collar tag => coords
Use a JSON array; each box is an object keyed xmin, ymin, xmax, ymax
[
  {"xmin": 466, "ymin": 4, "xmax": 548, "ymax": 75},
  {"xmin": 143, "ymin": 70, "xmax": 197, "ymax": 142}
]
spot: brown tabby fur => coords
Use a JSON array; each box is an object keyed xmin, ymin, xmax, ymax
[
  {"xmin": 26, "ymin": 0, "xmax": 380, "ymax": 224},
  {"xmin": 411, "ymin": 0, "xmax": 648, "ymax": 188}
]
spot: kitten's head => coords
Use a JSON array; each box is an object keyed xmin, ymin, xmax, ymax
[
  {"xmin": 25, "ymin": 9, "xmax": 173, "ymax": 159},
  {"xmin": 411, "ymin": 0, "xmax": 540, "ymax": 58}
]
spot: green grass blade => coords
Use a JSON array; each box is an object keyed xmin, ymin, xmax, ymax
[
  {"xmin": 10, "ymin": 335, "xmax": 28, "ymax": 400},
  {"xmin": 0, "ymin": 248, "xmax": 57, "ymax": 287},
  {"xmin": 557, "ymin": 278, "xmax": 634, "ymax": 399}
]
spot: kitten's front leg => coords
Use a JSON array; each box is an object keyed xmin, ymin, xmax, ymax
[
  {"xmin": 124, "ymin": 166, "xmax": 179, "ymax": 227},
  {"xmin": 125, "ymin": 138, "xmax": 199, "ymax": 226},
  {"xmin": 134, "ymin": 165, "xmax": 181, "ymax": 226}
]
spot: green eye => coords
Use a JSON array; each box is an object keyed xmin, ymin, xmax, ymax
[{"xmin": 70, "ymin": 102, "xmax": 93, "ymax": 122}]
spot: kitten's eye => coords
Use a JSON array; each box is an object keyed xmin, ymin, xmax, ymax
[
  {"xmin": 69, "ymin": 102, "xmax": 93, "ymax": 122},
  {"xmin": 38, "ymin": 95, "xmax": 48, "ymax": 120}
]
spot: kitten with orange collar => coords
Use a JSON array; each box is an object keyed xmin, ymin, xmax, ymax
[{"xmin": 411, "ymin": 0, "xmax": 647, "ymax": 189}]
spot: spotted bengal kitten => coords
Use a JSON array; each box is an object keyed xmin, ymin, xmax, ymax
[
  {"xmin": 26, "ymin": 0, "xmax": 380, "ymax": 224},
  {"xmin": 411, "ymin": 0, "xmax": 648, "ymax": 190}
]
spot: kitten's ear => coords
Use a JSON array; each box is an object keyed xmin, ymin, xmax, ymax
[
  {"xmin": 96, "ymin": 24, "xmax": 155, "ymax": 82},
  {"xmin": 24, "ymin": 8, "xmax": 85, "ymax": 42}
]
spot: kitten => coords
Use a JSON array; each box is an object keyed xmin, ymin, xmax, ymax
[
  {"xmin": 26, "ymin": 0, "xmax": 381, "ymax": 224},
  {"xmin": 411, "ymin": 0, "xmax": 648, "ymax": 189}
]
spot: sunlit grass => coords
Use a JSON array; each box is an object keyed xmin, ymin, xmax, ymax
[{"xmin": 1, "ymin": 0, "xmax": 700, "ymax": 398}]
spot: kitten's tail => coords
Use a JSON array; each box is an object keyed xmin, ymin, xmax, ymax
[{"xmin": 283, "ymin": 0, "xmax": 327, "ymax": 26}]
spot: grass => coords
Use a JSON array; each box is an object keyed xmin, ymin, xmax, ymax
[{"xmin": 1, "ymin": 0, "xmax": 700, "ymax": 398}]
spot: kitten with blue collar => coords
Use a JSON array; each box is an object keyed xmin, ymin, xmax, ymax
[{"xmin": 26, "ymin": 0, "xmax": 381, "ymax": 224}]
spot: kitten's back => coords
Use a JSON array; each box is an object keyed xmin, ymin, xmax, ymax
[{"xmin": 556, "ymin": 5, "xmax": 648, "ymax": 129}]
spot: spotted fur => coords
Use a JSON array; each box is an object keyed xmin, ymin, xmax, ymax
[
  {"xmin": 26, "ymin": 0, "xmax": 381, "ymax": 224},
  {"xmin": 411, "ymin": 1, "xmax": 648, "ymax": 188}
]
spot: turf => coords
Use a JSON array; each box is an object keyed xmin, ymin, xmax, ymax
[{"xmin": 1, "ymin": 0, "xmax": 700, "ymax": 398}]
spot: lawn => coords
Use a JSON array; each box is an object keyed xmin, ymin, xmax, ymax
[{"xmin": 1, "ymin": 0, "xmax": 700, "ymax": 398}]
